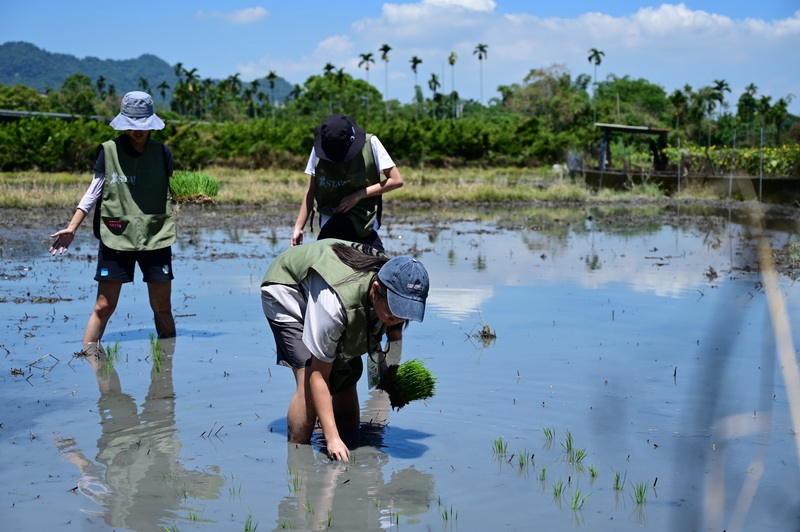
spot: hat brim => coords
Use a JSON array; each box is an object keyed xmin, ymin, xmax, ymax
[
  {"xmin": 386, "ymin": 290, "xmax": 426, "ymax": 322},
  {"xmin": 314, "ymin": 123, "xmax": 366, "ymax": 163},
  {"xmin": 110, "ymin": 113, "xmax": 165, "ymax": 131}
]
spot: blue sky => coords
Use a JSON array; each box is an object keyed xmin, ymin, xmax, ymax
[{"xmin": 2, "ymin": 1, "xmax": 799, "ymax": 115}]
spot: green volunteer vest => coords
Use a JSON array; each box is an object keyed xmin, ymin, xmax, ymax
[
  {"xmin": 262, "ymin": 239, "xmax": 385, "ymax": 362},
  {"xmin": 314, "ymin": 134, "xmax": 380, "ymax": 237},
  {"xmin": 99, "ymin": 137, "xmax": 175, "ymax": 251}
]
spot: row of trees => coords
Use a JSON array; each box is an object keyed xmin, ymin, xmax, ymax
[{"xmin": 1, "ymin": 44, "xmax": 797, "ymax": 173}]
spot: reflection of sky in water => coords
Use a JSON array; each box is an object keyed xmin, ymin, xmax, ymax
[
  {"xmin": 182, "ymin": 219, "xmax": 758, "ymax": 324},
  {"xmin": 392, "ymin": 222, "xmax": 754, "ymax": 322}
]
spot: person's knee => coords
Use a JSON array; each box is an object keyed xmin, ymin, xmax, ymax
[{"xmin": 93, "ymin": 298, "xmax": 117, "ymax": 319}]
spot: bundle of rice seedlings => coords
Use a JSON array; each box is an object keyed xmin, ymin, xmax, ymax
[
  {"xmin": 171, "ymin": 171, "xmax": 220, "ymax": 204},
  {"xmin": 377, "ymin": 359, "xmax": 436, "ymax": 410}
]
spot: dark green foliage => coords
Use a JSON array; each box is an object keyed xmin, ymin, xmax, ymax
[{"xmin": 0, "ymin": 41, "xmax": 178, "ymax": 98}]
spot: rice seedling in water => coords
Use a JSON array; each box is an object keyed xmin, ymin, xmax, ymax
[
  {"xmin": 491, "ymin": 437, "xmax": 509, "ymax": 455},
  {"xmin": 589, "ymin": 464, "xmax": 599, "ymax": 478},
  {"xmin": 376, "ymin": 358, "xmax": 436, "ymax": 410},
  {"xmin": 244, "ymin": 511, "xmax": 258, "ymax": 531},
  {"xmin": 561, "ymin": 431, "xmax": 574, "ymax": 454},
  {"xmin": 571, "ymin": 488, "xmax": 590, "ymax": 510},
  {"xmin": 327, "ymin": 510, "xmax": 333, "ymax": 527},
  {"xmin": 543, "ymin": 427, "xmax": 555, "ymax": 441},
  {"xmin": 632, "ymin": 481, "xmax": 648, "ymax": 504},
  {"xmin": 570, "ymin": 447, "xmax": 587, "ymax": 464},
  {"xmin": 517, "ymin": 449, "xmax": 529, "ymax": 469},
  {"xmin": 552, "ymin": 479, "xmax": 564, "ymax": 497},
  {"xmin": 303, "ymin": 497, "xmax": 314, "ymax": 514},
  {"xmin": 441, "ymin": 504, "xmax": 458, "ymax": 522},
  {"xmin": 539, "ymin": 465, "xmax": 548, "ymax": 482},
  {"xmin": 102, "ymin": 341, "xmax": 120, "ymax": 376},
  {"xmin": 149, "ymin": 333, "xmax": 162, "ymax": 373},
  {"xmin": 613, "ymin": 470, "xmax": 627, "ymax": 491},
  {"xmin": 288, "ymin": 471, "xmax": 303, "ymax": 493}
]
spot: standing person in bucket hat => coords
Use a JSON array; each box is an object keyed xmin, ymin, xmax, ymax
[
  {"xmin": 261, "ymin": 239, "xmax": 430, "ymax": 461},
  {"xmin": 50, "ymin": 91, "xmax": 177, "ymax": 348},
  {"xmin": 291, "ymin": 114, "xmax": 404, "ymax": 253}
]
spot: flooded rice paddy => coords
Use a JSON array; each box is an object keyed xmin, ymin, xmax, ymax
[{"xmin": 1, "ymin": 202, "xmax": 800, "ymax": 531}]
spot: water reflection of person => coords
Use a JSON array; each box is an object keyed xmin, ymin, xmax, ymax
[
  {"xmin": 276, "ymin": 441, "xmax": 435, "ymax": 531},
  {"xmin": 56, "ymin": 340, "xmax": 223, "ymax": 530},
  {"xmin": 261, "ymin": 240, "xmax": 430, "ymax": 461}
]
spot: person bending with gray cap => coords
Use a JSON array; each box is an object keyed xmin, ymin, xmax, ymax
[
  {"xmin": 50, "ymin": 91, "xmax": 177, "ymax": 348},
  {"xmin": 291, "ymin": 114, "xmax": 404, "ymax": 253},
  {"xmin": 261, "ymin": 239, "xmax": 430, "ymax": 461}
]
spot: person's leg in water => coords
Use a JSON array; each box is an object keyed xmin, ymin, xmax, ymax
[
  {"xmin": 147, "ymin": 281, "xmax": 176, "ymax": 338},
  {"xmin": 83, "ymin": 280, "xmax": 123, "ymax": 345},
  {"xmin": 141, "ymin": 247, "xmax": 176, "ymax": 338},
  {"xmin": 287, "ymin": 365, "xmax": 317, "ymax": 443}
]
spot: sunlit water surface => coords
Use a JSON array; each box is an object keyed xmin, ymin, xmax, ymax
[{"xmin": 1, "ymin": 204, "xmax": 799, "ymax": 531}]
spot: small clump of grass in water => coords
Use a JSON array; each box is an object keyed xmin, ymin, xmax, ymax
[
  {"xmin": 613, "ymin": 469, "xmax": 627, "ymax": 491},
  {"xmin": 102, "ymin": 341, "xmax": 120, "ymax": 376},
  {"xmin": 632, "ymin": 481, "xmax": 648, "ymax": 504},
  {"xmin": 561, "ymin": 430, "xmax": 574, "ymax": 454},
  {"xmin": 552, "ymin": 478, "xmax": 565, "ymax": 498},
  {"xmin": 543, "ymin": 427, "xmax": 555, "ymax": 440},
  {"xmin": 589, "ymin": 464, "xmax": 599, "ymax": 478},
  {"xmin": 376, "ymin": 359, "xmax": 436, "ymax": 410},
  {"xmin": 149, "ymin": 333, "xmax": 162, "ymax": 373},
  {"xmin": 491, "ymin": 437, "xmax": 508, "ymax": 455},
  {"xmin": 571, "ymin": 488, "xmax": 590, "ymax": 510}
]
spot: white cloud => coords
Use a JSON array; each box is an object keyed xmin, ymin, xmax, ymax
[{"xmin": 196, "ymin": 6, "xmax": 268, "ymax": 25}]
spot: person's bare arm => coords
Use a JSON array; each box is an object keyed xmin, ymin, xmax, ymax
[
  {"xmin": 50, "ymin": 208, "xmax": 88, "ymax": 256},
  {"xmin": 333, "ymin": 166, "xmax": 403, "ymax": 214},
  {"xmin": 307, "ymin": 356, "xmax": 350, "ymax": 461},
  {"xmin": 292, "ymin": 174, "xmax": 315, "ymax": 246}
]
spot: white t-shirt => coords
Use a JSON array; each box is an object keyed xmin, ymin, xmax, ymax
[{"xmin": 304, "ymin": 135, "xmax": 396, "ymax": 230}]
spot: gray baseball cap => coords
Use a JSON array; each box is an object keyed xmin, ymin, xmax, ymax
[
  {"xmin": 110, "ymin": 91, "xmax": 165, "ymax": 131},
  {"xmin": 378, "ymin": 256, "xmax": 430, "ymax": 322}
]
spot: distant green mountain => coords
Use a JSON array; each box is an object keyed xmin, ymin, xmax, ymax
[
  {"xmin": 0, "ymin": 41, "xmax": 293, "ymax": 103},
  {"xmin": 0, "ymin": 41, "xmax": 178, "ymax": 97}
]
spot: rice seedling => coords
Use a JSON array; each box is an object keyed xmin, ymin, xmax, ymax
[
  {"xmin": 561, "ymin": 431, "xmax": 574, "ymax": 454},
  {"xmin": 164, "ymin": 524, "xmax": 180, "ymax": 532},
  {"xmin": 102, "ymin": 341, "xmax": 120, "ymax": 376},
  {"xmin": 171, "ymin": 170, "xmax": 220, "ymax": 203},
  {"xmin": 327, "ymin": 510, "xmax": 333, "ymax": 527},
  {"xmin": 149, "ymin": 333, "xmax": 162, "ymax": 373},
  {"xmin": 278, "ymin": 521, "xmax": 292, "ymax": 529},
  {"xmin": 517, "ymin": 449, "xmax": 529, "ymax": 469},
  {"xmin": 539, "ymin": 465, "xmax": 548, "ymax": 482},
  {"xmin": 571, "ymin": 488, "xmax": 590, "ymax": 510},
  {"xmin": 552, "ymin": 479, "xmax": 565, "ymax": 497},
  {"xmin": 589, "ymin": 464, "xmax": 599, "ymax": 478},
  {"xmin": 570, "ymin": 448, "xmax": 587, "ymax": 464},
  {"xmin": 543, "ymin": 427, "xmax": 555, "ymax": 440},
  {"xmin": 491, "ymin": 437, "xmax": 509, "ymax": 455},
  {"xmin": 441, "ymin": 504, "xmax": 458, "ymax": 522},
  {"xmin": 288, "ymin": 471, "xmax": 303, "ymax": 493},
  {"xmin": 376, "ymin": 359, "xmax": 437, "ymax": 410},
  {"xmin": 303, "ymin": 497, "xmax": 314, "ymax": 514},
  {"xmin": 613, "ymin": 470, "xmax": 627, "ymax": 491},
  {"xmin": 632, "ymin": 481, "xmax": 648, "ymax": 504},
  {"xmin": 244, "ymin": 511, "xmax": 258, "ymax": 531}
]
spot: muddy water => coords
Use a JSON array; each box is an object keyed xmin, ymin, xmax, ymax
[{"xmin": 2, "ymin": 203, "xmax": 799, "ymax": 531}]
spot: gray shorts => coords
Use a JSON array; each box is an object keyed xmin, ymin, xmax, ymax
[{"xmin": 267, "ymin": 318, "xmax": 362, "ymax": 394}]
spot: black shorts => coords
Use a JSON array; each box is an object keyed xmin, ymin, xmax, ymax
[
  {"xmin": 317, "ymin": 214, "xmax": 384, "ymax": 253},
  {"xmin": 94, "ymin": 243, "xmax": 174, "ymax": 283},
  {"xmin": 268, "ymin": 318, "xmax": 363, "ymax": 394}
]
